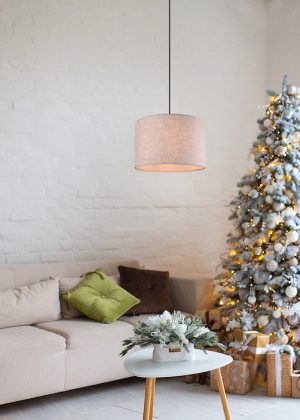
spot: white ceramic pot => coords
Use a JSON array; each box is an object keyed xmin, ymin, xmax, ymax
[{"xmin": 152, "ymin": 343, "xmax": 195, "ymax": 363}]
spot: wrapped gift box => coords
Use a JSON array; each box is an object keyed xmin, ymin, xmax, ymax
[
  {"xmin": 210, "ymin": 358, "xmax": 257, "ymax": 395},
  {"xmin": 209, "ymin": 306, "xmax": 236, "ymax": 330},
  {"xmin": 292, "ymin": 371, "xmax": 300, "ymax": 398},
  {"xmin": 233, "ymin": 329, "xmax": 269, "ymax": 362},
  {"xmin": 267, "ymin": 351, "xmax": 293, "ymax": 397}
]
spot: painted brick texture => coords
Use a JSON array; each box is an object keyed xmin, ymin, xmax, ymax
[{"xmin": 0, "ymin": 0, "xmax": 266, "ymax": 278}]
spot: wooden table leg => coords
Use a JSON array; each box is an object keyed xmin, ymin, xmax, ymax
[
  {"xmin": 215, "ymin": 368, "xmax": 231, "ymax": 420},
  {"xmin": 143, "ymin": 378, "xmax": 155, "ymax": 420},
  {"xmin": 149, "ymin": 378, "xmax": 156, "ymax": 420}
]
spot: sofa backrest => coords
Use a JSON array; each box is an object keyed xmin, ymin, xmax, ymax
[{"xmin": 0, "ymin": 259, "xmax": 139, "ymax": 291}]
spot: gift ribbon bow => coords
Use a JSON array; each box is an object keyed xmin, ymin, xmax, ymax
[
  {"xmin": 266, "ymin": 344, "xmax": 295, "ymax": 397},
  {"xmin": 229, "ymin": 335, "xmax": 253, "ymax": 354},
  {"xmin": 230, "ymin": 331, "xmax": 268, "ymax": 358}
]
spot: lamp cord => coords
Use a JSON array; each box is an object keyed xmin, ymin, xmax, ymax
[{"xmin": 169, "ymin": 0, "xmax": 171, "ymax": 114}]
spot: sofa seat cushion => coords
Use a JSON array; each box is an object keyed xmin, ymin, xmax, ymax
[
  {"xmin": 36, "ymin": 318, "xmax": 131, "ymax": 350},
  {"xmin": 0, "ymin": 324, "xmax": 66, "ymax": 350},
  {"xmin": 0, "ymin": 326, "xmax": 66, "ymax": 405},
  {"xmin": 36, "ymin": 318, "xmax": 134, "ymax": 390}
]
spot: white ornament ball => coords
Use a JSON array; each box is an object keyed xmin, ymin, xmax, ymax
[
  {"xmin": 276, "ymin": 146, "xmax": 287, "ymax": 156},
  {"xmin": 283, "ymin": 207, "xmax": 296, "ymax": 218},
  {"xmin": 272, "ymin": 309, "xmax": 281, "ymax": 319},
  {"xmin": 285, "ymin": 285, "xmax": 298, "ymax": 298},
  {"xmin": 257, "ymin": 315, "xmax": 269, "ymax": 327},
  {"xmin": 242, "ymin": 222, "xmax": 250, "ymax": 230},
  {"xmin": 232, "ymin": 228, "xmax": 242, "ymax": 239},
  {"xmin": 264, "ymin": 119, "xmax": 272, "ymax": 128},
  {"xmin": 248, "ymin": 295, "xmax": 256, "ymax": 305},
  {"xmin": 253, "ymin": 247, "xmax": 262, "ymax": 256},
  {"xmin": 267, "ymin": 219, "xmax": 276, "ymax": 229},
  {"xmin": 273, "ymin": 202, "xmax": 285, "ymax": 212},
  {"xmin": 242, "ymin": 185, "xmax": 251, "ymax": 195},
  {"xmin": 287, "ymin": 313, "xmax": 299, "ymax": 326},
  {"xmin": 274, "ymin": 243, "xmax": 284, "ymax": 253},
  {"xmin": 282, "ymin": 307, "xmax": 294, "ymax": 317},
  {"xmin": 288, "ymin": 257, "xmax": 298, "ymax": 266},
  {"xmin": 287, "ymin": 230, "xmax": 299, "ymax": 244},
  {"xmin": 266, "ymin": 137, "xmax": 273, "ymax": 145},
  {"xmin": 243, "ymin": 238, "xmax": 252, "ymax": 246},
  {"xmin": 285, "ymin": 164, "xmax": 293, "ymax": 173},
  {"xmin": 266, "ymin": 260, "xmax": 278, "ymax": 272},
  {"xmin": 280, "ymin": 334, "xmax": 289, "ymax": 345},
  {"xmin": 266, "ymin": 195, "xmax": 273, "ymax": 204},
  {"xmin": 287, "ymin": 84, "xmax": 297, "ymax": 95}
]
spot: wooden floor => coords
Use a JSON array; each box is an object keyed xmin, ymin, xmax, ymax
[{"xmin": 0, "ymin": 377, "xmax": 299, "ymax": 420}]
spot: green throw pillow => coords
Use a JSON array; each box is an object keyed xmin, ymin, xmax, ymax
[{"xmin": 62, "ymin": 269, "xmax": 140, "ymax": 324}]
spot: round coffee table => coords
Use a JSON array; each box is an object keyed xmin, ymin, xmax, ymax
[{"xmin": 124, "ymin": 348, "xmax": 233, "ymax": 420}]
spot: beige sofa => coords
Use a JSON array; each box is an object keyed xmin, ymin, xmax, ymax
[{"xmin": 0, "ymin": 259, "xmax": 202, "ymax": 406}]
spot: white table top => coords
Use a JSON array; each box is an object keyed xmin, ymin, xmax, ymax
[{"xmin": 124, "ymin": 349, "xmax": 232, "ymax": 378}]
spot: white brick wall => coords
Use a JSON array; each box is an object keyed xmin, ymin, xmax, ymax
[
  {"xmin": 267, "ymin": 0, "xmax": 300, "ymax": 88},
  {"xmin": 0, "ymin": 0, "xmax": 266, "ymax": 277}
]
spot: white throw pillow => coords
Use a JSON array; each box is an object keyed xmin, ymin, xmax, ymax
[{"xmin": 0, "ymin": 279, "xmax": 60, "ymax": 329}]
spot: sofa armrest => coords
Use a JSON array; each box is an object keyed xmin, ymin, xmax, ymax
[{"xmin": 169, "ymin": 276, "xmax": 213, "ymax": 314}]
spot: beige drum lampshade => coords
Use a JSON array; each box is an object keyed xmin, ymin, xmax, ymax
[{"xmin": 135, "ymin": 114, "xmax": 205, "ymax": 172}]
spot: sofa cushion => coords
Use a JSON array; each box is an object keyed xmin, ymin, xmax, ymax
[
  {"xmin": 0, "ymin": 326, "xmax": 66, "ymax": 405},
  {"xmin": 36, "ymin": 318, "xmax": 134, "ymax": 389},
  {"xmin": 0, "ymin": 278, "xmax": 61, "ymax": 329},
  {"xmin": 56, "ymin": 275, "xmax": 120, "ymax": 319},
  {"xmin": 36, "ymin": 318, "xmax": 131, "ymax": 349},
  {"xmin": 62, "ymin": 269, "xmax": 140, "ymax": 323},
  {"xmin": 118, "ymin": 265, "xmax": 174, "ymax": 315}
]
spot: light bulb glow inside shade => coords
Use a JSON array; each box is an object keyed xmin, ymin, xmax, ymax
[{"xmin": 135, "ymin": 114, "xmax": 205, "ymax": 172}]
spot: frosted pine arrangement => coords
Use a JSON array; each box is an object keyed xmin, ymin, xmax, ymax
[{"xmin": 214, "ymin": 76, "xmax": 300, "ymax": 349}]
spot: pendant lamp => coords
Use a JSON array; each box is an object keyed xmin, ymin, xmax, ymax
[{"xmin": 135, "ymin": 0, "xmax": 205, "ymax": 172}]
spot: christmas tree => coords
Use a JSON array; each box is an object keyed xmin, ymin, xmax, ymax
[{"xmin": 214, "ymin": 76, "xmax": 300, "ymax": 347}]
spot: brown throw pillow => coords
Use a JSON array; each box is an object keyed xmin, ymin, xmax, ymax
[{"xmin": 118, "ymin": 265, "xmax": 174, "ymax": 315}]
